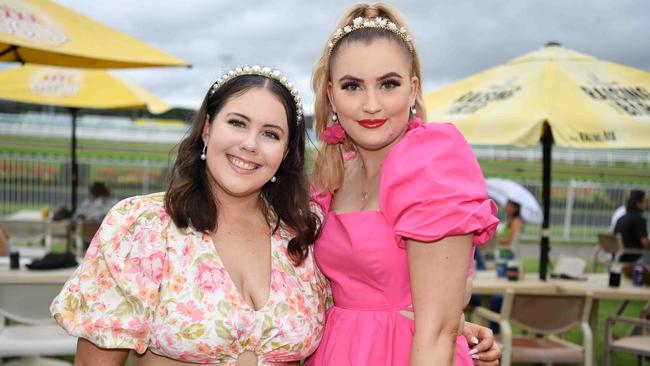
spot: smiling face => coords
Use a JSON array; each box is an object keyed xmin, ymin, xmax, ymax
[
  {"xmin": 202, "ymin": 87, "xmax": 289, "ymax": 200},
  {"xmin": 327, "ymin": 37, "xmax": 419, "ymax": 152}
]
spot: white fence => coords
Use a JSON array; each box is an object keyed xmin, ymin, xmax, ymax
[
  {"xmin": 510, "ymin": 180, "xmax": 650, "ymax": 243},
  {"xmin": 1, "ymin": 153, "xmax": 649, "ymax": 244},
  {"xmin": 0, "ymin": 153, "xmax": 170, "ymax": 215}
]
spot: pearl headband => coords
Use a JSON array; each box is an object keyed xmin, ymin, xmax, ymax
[
  {"xmin": 327, "ymin": 16, "xmax": 414, "ymax": 55},
  {"xmin": 209, "ymin": 65, "xmax": 304, "ymax": 123}
]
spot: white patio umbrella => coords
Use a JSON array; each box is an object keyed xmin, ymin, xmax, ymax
[{"xmin": 486, "ymin": 178, "xmax": 543, "ymax": 225}]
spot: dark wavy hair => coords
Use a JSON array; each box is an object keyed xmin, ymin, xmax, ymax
[
  {"xmin": 165, "ymin": 74, "xmax": 320, "ymax": 265},
  {"xmin": 626, "ymin": 190, "xmax": 646, "ymax": 213},
  {"xmin": 507, "ymin": 199, "xmax": 522, "ymax": 220}
]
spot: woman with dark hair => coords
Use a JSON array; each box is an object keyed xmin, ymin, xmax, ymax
[
  {"xmin": 51, "ymin": 66, "xmax": 328, "ymax": 366},
  {"xmin": 498, "ymin": 199, "xmax": 524, "ymax": 259}
]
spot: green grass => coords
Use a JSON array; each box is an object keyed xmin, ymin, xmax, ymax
[
  {"xmin": 3, "ymin": 134, "xmax": 650, "ymax": 184},
  {"xmin": 480, "ymin": 159, "xmax": 650, "ymax": 184},
  {"xmin": 1, "ymin": 134, "xmax": 178, "ymax": 161}
]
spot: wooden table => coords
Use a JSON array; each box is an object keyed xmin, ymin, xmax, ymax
[
  {"xmin": 0, "ymin": 262, "xmax": 76, "ymax": 284},
  {"xmin": 0, "ymin": 260, "xmax": 76, "ymax": 319},
  {"xmin": 473, "ymin": 270, "xmax": 650, "ymax": 300},
  {"xmin": 472, "ymin": 270, "xmax": 650, "ymax": 365}
]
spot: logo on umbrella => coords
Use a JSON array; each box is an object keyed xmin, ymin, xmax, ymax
[
  {"xmin": 580, "ymin": 73, "xmax": 650, "ymax": 118},
  {"xmin": 30, "ymin": 68, "xmax": 82, "ymax": 97},
  {"xmin": 448, "ymin": 79, "xmax": 522, "ymax": 115},
  {"xmin": 0, "ymin": 1, "xmax": 68, "ymax": 46}
]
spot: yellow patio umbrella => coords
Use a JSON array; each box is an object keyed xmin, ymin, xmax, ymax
[
  {"xmin": 424, "ymin": 43, "xmax": 650, "ymax": 279},
  {"xmin": 0, "ymin": 0, "xmax": 188, "ymax": 68},
  {"xmin": 0, "ymin": 64, "xmax": 170, "ymax": 211},
  {"xmin": 425, "ymin": 43, "xmax": 650, "ymax": 148}
]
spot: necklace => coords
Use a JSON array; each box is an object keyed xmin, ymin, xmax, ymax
[
  {"xmin": 361, "ymin": 190, "xmax": 370, "ymax": 201},
  {"xmin": 360, "ymin": 162, "xmax": 379, "ymax": 202}
]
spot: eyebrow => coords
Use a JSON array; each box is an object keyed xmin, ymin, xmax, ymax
[
  {"xmin": 226, "ymin": 112, "xmax": 286, "ymax": 134},
  {"xmin": 338, "ymin": 72, "xmax": 403, "ymax": 83},
  {"xmin": 228, "ymin": 112, "xmax": 250, "ymax": 121}
]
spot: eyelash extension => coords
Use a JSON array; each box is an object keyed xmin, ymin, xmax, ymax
[
  {"xmin": 264, "ymin": 131, "xmax": 281, "ymax": 140},
  {"xmin": 341, "ymin": 82, "xmax": 360, "ymax": 90},
  {"xmin": 228, "ymin": 119, "xmax": 246, "ymax": 127},
  {"xmin": 382, "ymin": 79, "xmax": 401, "ymax": 88}
]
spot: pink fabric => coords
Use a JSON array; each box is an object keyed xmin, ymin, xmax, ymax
[
  {"xmin": 381, "ymin": 121, "xmax": 499, "ymax": 247},
  {"xmin": 306, "ymin": 122, "xmax": 497, "ymax": 366}
]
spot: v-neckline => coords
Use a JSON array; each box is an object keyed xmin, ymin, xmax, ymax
[{"xmin": 202, "ymin": 228, "xmax": 276, "ymax": 313}]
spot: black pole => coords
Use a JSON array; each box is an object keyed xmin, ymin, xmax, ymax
[
  {"xmin": 70, "ymin": 108, "xmax": 80, "ymax": 213},
  {"xmin": 539, "ymin": 123, "xmax": 553, "ymax": 280}
]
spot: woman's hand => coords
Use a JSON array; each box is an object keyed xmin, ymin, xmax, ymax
[{"xmin": 462, "ymin": 322, "xmax": 501, "ymax": 366}]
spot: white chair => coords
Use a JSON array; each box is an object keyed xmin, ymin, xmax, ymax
[
  {"xmin": 472, "ymin": 289, "xmax": 593, "ymax": 366},
  {"xmin": 593, "ymin": 232, "xmax": 649, "ymax": 272},
  {"xmin": 593, "ymin": 233, "xmax": 623, "ymax": 271},
  {"xmin": 605, "ymin": 315, "xmax": 650, "ymax": 366},
  {"xmin": 0, "ymin": 282, "xmax": 76, "ymax": 365}
]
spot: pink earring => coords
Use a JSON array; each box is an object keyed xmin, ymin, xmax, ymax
[{"xmin": 321, "ymin": 113, "xmax": 345, "ymax": 145}]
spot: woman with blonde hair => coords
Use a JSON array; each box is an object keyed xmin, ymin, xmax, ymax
[{"xmin": 307, "ymin": 3, "xmax": 500, "ymax": 365}]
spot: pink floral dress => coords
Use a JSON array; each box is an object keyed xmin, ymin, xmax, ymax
[{"xmin": 50, "ymin": 193, "xmax": 329, "ymax": 365}]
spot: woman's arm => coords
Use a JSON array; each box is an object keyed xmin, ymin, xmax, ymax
[
  {"xmin": 75, "ymin": 338, "xmax": 129, "ymax": 366},
  {"xmin": 407, "ymin": 234, "xmax": 473, "ymax": 366}
]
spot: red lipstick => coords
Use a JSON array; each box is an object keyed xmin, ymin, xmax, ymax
[{"xmin": 358, "ymin": 119, "xmax": 387, "ymax": 129}]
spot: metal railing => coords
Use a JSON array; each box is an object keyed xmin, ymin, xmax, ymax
[
  {"xmin": 497, "ymin": 180, "xmax": 650, "ymax": 244},
  {"xmin": 1, "ymin": 153, "xmax": 648, "ymax": 244},
  {"xmin": 1, "ymin": 153, "xmax": 170, "ymax": 215}
]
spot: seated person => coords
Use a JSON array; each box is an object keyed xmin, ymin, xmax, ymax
[
  {"xmin": 614, "ymin": 190, "xmax": 650, "ymax": 263},
  {"xmin": 73, "ymin": 181, "xmax": 119, "ymax": 224}
]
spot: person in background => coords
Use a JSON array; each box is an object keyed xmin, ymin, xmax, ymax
[
  {"xmin": 497, "ymin": 199, "xmax": 524, "ymax": 259},
  {"xmin": 610, "ymin": 204, "xmax": 626, "ymax": 232},
  {"xmin": 73, "ymin": 181, "xmax": 119, "ymax": 224},
  {"xmin": 614, "ymin": 190, "xmax": 649, "ymax": 263}
]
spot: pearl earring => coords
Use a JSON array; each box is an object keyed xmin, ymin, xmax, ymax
[
  {"xmin": 331, "ymin": 113, "xmax": 338, "ymax": 122},
  {"xmin": 410, "ymin": 106, "xmax": 417, "ymax": 115},
  {"xmin": 200, "ymin": 140, "xmax": 207, "ymax": 161},
  {"xmin": 270, "ymin": 176, "xmax": 277, "ymax": 183}
]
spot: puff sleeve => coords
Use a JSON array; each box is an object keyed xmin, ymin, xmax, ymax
[
  {"xmin": 380, "ymin": 123, "xmax": 498, "ymax": 247},
  {"xmin": 50, "ymin": 194, "xmax": 169, "ymax": 354}
]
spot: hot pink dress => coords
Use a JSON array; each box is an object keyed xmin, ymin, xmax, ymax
[{"xmin": 305, "ymin": 121, "xmax": 498, "ymax": 366}]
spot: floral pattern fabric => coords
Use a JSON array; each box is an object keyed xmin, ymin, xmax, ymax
[{"xmin": 51, "ymin": 193, "xmax": 329, "ymax": 365}]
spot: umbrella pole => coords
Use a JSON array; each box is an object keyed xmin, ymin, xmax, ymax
[
  {"xmin": 539, "ymin": 124, "xmax": 553, "ymax": 280},
  {"xmin": 70, "ymin": 108, "xmax": 80, "ymax": 213}
]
